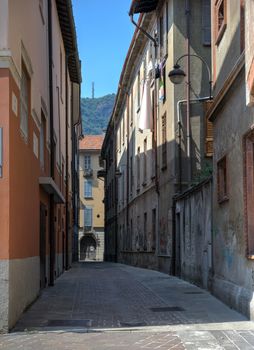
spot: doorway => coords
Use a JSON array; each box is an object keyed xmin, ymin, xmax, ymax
[
  {"xmin": 40, "ymin": 203, "xmax": 47, "ymax": 289},
  {"xmin": 80, "ymin": 235, "xmax": 97, "ymax": 261}
]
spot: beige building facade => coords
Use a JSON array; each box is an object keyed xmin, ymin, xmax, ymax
[
  {"xmin": 79, "ymin": 135, "xmax": 105, "ymax": 262},
  {"xmin": 102, "ymin": 0, "xmax": 212, "ymax": 272}
]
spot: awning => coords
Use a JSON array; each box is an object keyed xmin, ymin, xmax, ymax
[
  {"xmin": 129, "ymin": 0, "xmax": 159, "ymax": 15},
  {"xmin": 39, "ymin": 177, "xmax": 65, "ymax": 204}
]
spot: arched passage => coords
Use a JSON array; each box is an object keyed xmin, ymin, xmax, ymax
[{"xmin": 80, "ymin": 235, "xmax": 97, "ymax": 261}]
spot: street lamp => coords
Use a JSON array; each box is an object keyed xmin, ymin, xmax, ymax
[
  {"xmin": 168, "ymin": 53, "xmax": 212, "ymax": 188},
  {"xmin": 168, "ymin": 64, "xmax": 186, "ymax": 85},
  {"xmin": 168, "ymin": 54, "xmax": 212, "ymax": 100}
]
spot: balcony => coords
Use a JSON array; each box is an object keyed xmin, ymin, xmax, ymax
[{"xmin": 83, "ymin": 168, "xmax": 93, "ymax": 177}]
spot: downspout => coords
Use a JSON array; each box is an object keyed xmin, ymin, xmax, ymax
[
  {"xmin": 130, "ymin": 14, "xmax": 158, "ymax": 47},
  {"xmin": 65, "ymin": 55, "xmax": 70, "ymax": 270},
  {"xmin": 126, "ymin": 94, "xmax": 130, "ymax": 250},
  {"xmin": 185, "ymin": 0, "xmax": 191, "ymax": 185},
  {"xmin": 48, "ymin": 0, "xmax": 55, "ymax": 286},
  {"xmin": 114, "ymin": 122, "xmax": 118, "ymax": 262}
]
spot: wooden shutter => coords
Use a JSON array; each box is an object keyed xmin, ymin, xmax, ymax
[
  {"xmin": 204, "ymin": 101, "xmax": 213, "ymax": 157},
  {"xmin": 202, "ymin": 0, "xmax": 211, "ymax": 45}
]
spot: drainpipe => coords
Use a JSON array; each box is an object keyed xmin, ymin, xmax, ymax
[
  {"xmin": 126, "ymin": 94, "xmax": 130, "ymax": 251},
  {"xmin": 64, "ymin": 51, "xmax": 77, "ymax": 269},
  {"xmin": 48, "ymin": 0, "xmax": 55, "ymax": 286},
  {"xmin": 114, "ymin": 122, "xmax": 118, "ymax": 262},
  {"xmin": 65, "ymin": 55, "xmax": 69, "ymax": 270},
  {"xmin": 185, "ymin": 0, "xmax": 191, "ymax": 185},
  {"xmin": 130, "ymin": 14, "xmax": 158, "ymax": 47}
]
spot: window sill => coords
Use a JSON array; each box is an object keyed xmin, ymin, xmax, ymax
[
  {"xmin": 84, "ymin": 196, "xmax": 93, "ymax": 200},
  {"xmin": 218, "ymin": 195, "xmax": 229, "ymax": 204}
]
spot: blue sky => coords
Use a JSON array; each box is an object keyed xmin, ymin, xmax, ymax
[{"xmin": 72, "ymin": 0, "xmax": 135, "ymax": 98}]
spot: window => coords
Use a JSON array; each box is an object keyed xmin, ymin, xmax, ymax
[
  {"xmin": 137, "ymin": 215, "xmax": 141, "ymax": 250},
  {"xmin": 137, "ymin": 147, "xmax": 141, "ymax": 190},
  {"xmin": 243, "ymin": 131, "xmax": 254, "ymax": 259},
  {"xmin": 152, "ymin": 209, "xmax": 156, "ymax": 251},
  {"xmin": 159, "ymin": 15, "xmax": 164, "ymax": 52},
  {"xmin": 161, "ymin": 113, "xmax": 167, "ymax": 169},
  {"xmin": 144, "ymin": 212, "xmax": 147, "ymax": 251},
  {"xmin": 122, "ymin": 170, "xmax": 125, "ymax": 204},
  {"xmin": 84, "ymin": 207, "xmax": 93, "ymax": 231},
  {"xmin": 244, "ymin": 131, "xmax": 254, "ymax": 256},
  {"xmin": 130, "ymin": 219, "xmax": 133, "ymax": 251},
  {"xmin": 84, "ymin": 155, "xmax": 91, "ymax": 170},
  {"xmin": 217, "ymin": 156, "xmax": 228, "ymax": 203},
  {"xmin": 143, "ymin": 138, "xmax": 147, "ymax": 184},
  {"xmin": 40, "ymin": 110, "xmax": 46, "ymax": 169},
  {"xmin": 215, "ymin": 0, "xmax": 227, "ymax": 45},
  {"xmin": 152, "ymin": 90, "xmax": 156, "ymax": 178},
  {"xmin": 130, "ymin": 91, "xmax": 133, "ymax": 125},
  {"xmin": 202, "ymin": 0, "xmax": 211, "ymax": 45},
  {"xmin": 20, "ymin": 65, "xmax": 29, "ymax": 140},
  {"xmin": 123, "ymin": 112, "xmax": 125, "ymax": 145},
  {"xmin": 162, "ymin": 65, "xmax": 166, "ymax": 103},
  {"xmin": 137, "ymin": 71, "xmax": 141, "ymax": 111},
  {"xmin": 60, "ymin": 48, "xmax": 63, "ymax": 100},
  {"xmin": 84, "ymin": 179, "xmax": 93, "ymax": 198}
]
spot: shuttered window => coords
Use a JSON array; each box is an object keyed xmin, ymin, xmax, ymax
[
  {"xmin": 143, "ymin": 138, "xmax": 147, "ymax": 184},
  {"xmin": 217, "ymin": 156, "xmax": 228, "ymax": 203},
  {"xmin": 202, "ymin": 0, "xmax": 211, "ymax": 45},
  {"xmin": 20, "ymin": 66, "xmax": 29, "ymax": 140},
  {"xmin": 84, "ymin": 155, "xmax": 91, "ymax": 170},
  {"xmin": 244, "ymin": 131, "xmax": 254, "ymax": 257},
  {"xmin": 137, "ymin": 147, "xmax": 141, "ymax": 189},
  {"xmin": 84, "ymin": 207, "xmax": 93, "ymax": 231},
  {"xmin": 84, "ymin": 179, "xmax": 93, "ymax": 198},
  {"xmin": 215, "ymin": 0, "xmax": 227, "ymax": 45},
  {"xmin": 161, "ymin": 113, "xmax": 167, "ymax": 169},
  {"xmin": 204, "ymin": 101, "xmax": 213, "ymax": 157}
]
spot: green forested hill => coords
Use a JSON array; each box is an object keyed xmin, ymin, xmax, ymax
[{"xmin": 81, "ymin": 94, "xmax": 115, "ymax": 135}]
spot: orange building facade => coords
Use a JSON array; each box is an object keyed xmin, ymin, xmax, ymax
[{"xmin": 0, "ymin": 0, "xmax": 81, "ymax": 331}]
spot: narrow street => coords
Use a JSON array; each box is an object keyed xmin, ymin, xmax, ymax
[{"xmin": 1, "ymin": 263, "xmax": 254, "ymax": 349}]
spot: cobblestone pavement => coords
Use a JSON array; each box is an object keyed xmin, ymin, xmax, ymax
[{"xmin": 1, "ymin": 262, "xmax": 254, "ymax": 349}]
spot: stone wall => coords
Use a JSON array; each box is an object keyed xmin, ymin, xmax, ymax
[{"xmin": 174, "ymin": 178, "xmax": 212, "ymax": 289}]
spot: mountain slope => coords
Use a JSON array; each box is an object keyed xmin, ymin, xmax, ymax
[{"xmin": 81, "ymin": 94, "xmax": 115, "ymax": 135}]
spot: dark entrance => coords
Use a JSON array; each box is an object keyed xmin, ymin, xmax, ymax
[
  {"xmin": 80, "ymin": 235, "xmax": 96, "ymax": 261},
  {"xmin": 40, "ymin": 203, "xmax": 47, "ymax": 289}
]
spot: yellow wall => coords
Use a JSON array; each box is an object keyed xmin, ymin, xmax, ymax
[{"xmin": 79, "ymin": 150, "xmax": 104, "ymax": 229}]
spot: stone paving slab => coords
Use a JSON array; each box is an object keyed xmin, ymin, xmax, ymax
[
  {"xmin": 2, "ymin": 329, "xmax": 254, "ymax": 349},
  {"xmin": 1, "ymin": 262, "xmax": 254, "ymax": 349}
]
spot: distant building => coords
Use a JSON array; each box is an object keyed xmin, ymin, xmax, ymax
[
  {"xmin": 0, "ymin": 0, "xmax": 81, "ymax": 332},
  {"xmin": 79, "ymin": 135, "xmax": 105, "ymax": 261}
]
